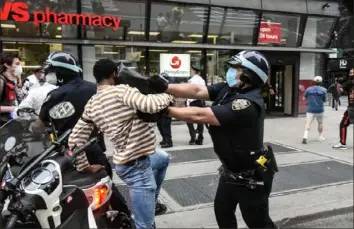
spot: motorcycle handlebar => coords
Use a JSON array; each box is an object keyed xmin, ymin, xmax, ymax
[
  {"xmin": 73, "ymin": 137, "xmax": 98, "ymax": 156},
  {"xmin": 4, "ymin": 214, "xmax": 18, "ymax": 229},
  {"xmin": 17, "ymin": 129, "xmax": 72, "ymax": 180}
]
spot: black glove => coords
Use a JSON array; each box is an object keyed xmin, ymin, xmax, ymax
[{"xmin": 148, "ymin": 73, "xmax": 169, "ymax": 93}]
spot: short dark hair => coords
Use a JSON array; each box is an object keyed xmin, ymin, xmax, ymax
[
  {"xmin": 0, "ymin": 52, "xmax": 20, "ymax": 73},
  {"xmin": 93, "ymin": 59, "xmax": 117, "ymax": 83}
]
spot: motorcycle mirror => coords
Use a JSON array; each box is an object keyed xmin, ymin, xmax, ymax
[
  {"xmin": 4, "ymin": 137, "xmax": 16, "ymax": 152},
  {"xmin": 49, "ymin": 101, "xmax": 75, "ymax": 120}
]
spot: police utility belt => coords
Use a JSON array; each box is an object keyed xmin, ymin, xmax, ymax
[{"xmin": 218, "ymin": 145, "xmax": 279, "ymax": 189}]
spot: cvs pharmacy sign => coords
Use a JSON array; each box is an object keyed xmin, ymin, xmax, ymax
[
  {"xmin": 160, "ymin": 54, "xmax": 190, "ymax": 77},
  {"xmin": 0, "ymin": 2, "xmax": 121, "ymax": 31},
  {"xmin": 258, "ymin": 21, "xmax": 281, "ymax": 44}
]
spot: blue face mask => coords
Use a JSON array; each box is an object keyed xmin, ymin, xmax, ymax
[{"xmin": 226, "ymin": 68, "xmax": 238, "ymax": 87}]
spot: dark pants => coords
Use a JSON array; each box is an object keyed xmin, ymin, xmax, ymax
[
  {"xmin": 187, "ymin": 100, "xmax": 205, "ymax": 139},
  {"xmin": 332, "ymin": 95, "xmax": 341, "ymax": 109},
  {"xmin": 339, "ymin": 108, "xmax": 354, "ymax": 145},
  {"xmin": 157, "ymin": 114, "xmax": 172, "ymax": 144},
  {"xmin": 85, "ymin": 143, "xmax": 130, "ymax": 215},
  {"xmin": 214, "ymin": 175, "xmax": 276, "ymax": 228}
]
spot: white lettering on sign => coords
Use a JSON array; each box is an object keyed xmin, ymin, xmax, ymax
[
  {"xmin": 340, "ymin": 59, "xmax": 347, "ymax": 68},
  {"xmin": 258, "ymin": 22, "xmax": 281, "ymax": 44}
]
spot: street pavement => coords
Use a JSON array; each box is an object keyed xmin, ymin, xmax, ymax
[{"xmin": 105, "ymin": 105, "xmax": 353, "ymax": 228}]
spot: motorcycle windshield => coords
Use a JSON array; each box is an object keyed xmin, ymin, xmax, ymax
[{"xmin": 0, "ymin": 118, "xmax": 51, "ymax": 161}]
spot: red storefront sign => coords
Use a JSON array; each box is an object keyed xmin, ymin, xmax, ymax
[
  {"xmin": 0, "ymin": 2, "xmax": 121, "ymax": 31},
  {"xmin": 258, "ymin": 21, "xmax": 281, "ymax": 44}
]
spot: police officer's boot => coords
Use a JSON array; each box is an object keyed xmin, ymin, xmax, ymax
[{"xmin": 195, "ymin": 135, "xmax": 204, "ymax": 145}]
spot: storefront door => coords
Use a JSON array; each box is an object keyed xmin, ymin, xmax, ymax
[{"xmin": 269, "ymin": 65, "xmax": 285, "ymax": 112}]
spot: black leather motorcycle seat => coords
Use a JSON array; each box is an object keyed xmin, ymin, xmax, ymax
[{"xmin": 62, "ymin": 169, "xmax": 108, "ymax": 189}]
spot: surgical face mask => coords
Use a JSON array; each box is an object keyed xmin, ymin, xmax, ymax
[
  {"xmin": 226, "ymin": 68, "xmax": 238, "ymax": 87},
  {"xmin": 13, "ymin": 65, "xmax": 23, "ymax": 77},
  {"xmin": 45, "ymin": 72, "xmax": 58, "ymax": 85}
]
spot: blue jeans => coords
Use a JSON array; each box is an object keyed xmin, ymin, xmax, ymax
[{"xmin": 115, "ymin": 149, "xmax": 170, "ymax": 228}]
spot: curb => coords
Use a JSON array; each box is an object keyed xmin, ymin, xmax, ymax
[{"xmin": 276, "ymin": 205, "xmax": 353, "ymax": 227}]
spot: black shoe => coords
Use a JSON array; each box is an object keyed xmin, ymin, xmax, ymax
[
  {"xmin": 159, "ymin": 140, "xmax": 166, "ymax": 145},
  {"xmin": 302, "ymin": 138, "xmax": 307, "ymax": 144},
  {"xmin": 195, "ymin": 137, "xmax": 204, "ymax": 145},
  {"xmin": 155, "ymin": 202, "xmax": 167, "ymax": 216},
  {"xmin": 189, "ymin": 138, "xmax": 196, "ymax": 145},
  {"xmin": 161, "ymin": 143, "xmax": 173, "ymax": 148}
]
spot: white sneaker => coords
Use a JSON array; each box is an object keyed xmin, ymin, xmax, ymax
[
  {"xmin": 318, "ymin": 136, "xmax": 325, "ymax": 142},
  {"xmin": 333, "ymin": 143, "xmax": 347, "ymax": 150}
]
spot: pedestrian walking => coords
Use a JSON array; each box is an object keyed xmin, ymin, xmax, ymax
[
  {"xmin": 333, "ymin": 68, "xmax": 354, "ymax": 149},
  {"xmin": 302, "ymin": 76, "xmax": 327, "ymax": 144}
]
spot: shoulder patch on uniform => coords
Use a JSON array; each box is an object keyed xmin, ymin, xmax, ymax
[{"xmin": 232, "ymin": 99, "xmax": 251, "ymax": 111}]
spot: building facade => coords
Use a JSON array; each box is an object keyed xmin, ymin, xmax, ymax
[
  {"xmin": 0, "ymin": 0, "xmax": 341, "ymax": 116},
  {"xmin": 325, "ymin": 0, "xmax": 353, "ymax": 87}
]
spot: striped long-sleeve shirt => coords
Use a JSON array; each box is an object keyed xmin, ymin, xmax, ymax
[{"xmin": 68, "ymin": 84, "xmax": 175, "ymax": 171}]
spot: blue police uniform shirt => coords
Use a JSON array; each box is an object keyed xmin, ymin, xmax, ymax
[
  {"xmin": 304, "ymin": 85, "xmax": 327, "ymax": 113},
  {"xmin": 39, "ymin": 78, "xmax": 97, "ymax": 132},
  {"xmin": 207, "ymin": 83, "xmax": 260, "ymax": 127}
]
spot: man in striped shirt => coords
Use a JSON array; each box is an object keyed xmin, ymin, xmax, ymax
[{"xmin": 68, "ymin": 59, "xmax": 174, "ymax": 229}]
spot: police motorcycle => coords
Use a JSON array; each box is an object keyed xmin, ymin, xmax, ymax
[{"xmin": 0, "ymin": 103, "xmax": 127, "ymax": 229}]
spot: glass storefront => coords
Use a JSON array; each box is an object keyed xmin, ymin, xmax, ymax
[
  {"xmin": 149, "ymin": 2, "xmax": 208, "ymax": 43},
  {"xmin": 81, "ymin": 0, "xmax": 146, "ymax": 41},
  {"xmin": 82, "ymin": 45, "xmax": 146, "ymax": 82},
  {"xmin": 259, "ymin": 13, "xmax": 301, "ymax": 47},
  {"xmin": 302, "ymin": 16, "xmax": 336, "ymax": 48},
  {"xmin": 2, "ymin": 42, "xmax": 77, "ymax": 76},
  {"xmin": 208, "ymin": 8, "xmax": 258, "ymax": 45}
]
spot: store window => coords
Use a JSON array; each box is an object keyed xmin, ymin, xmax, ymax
[
  {"xmin": 81, "ymin": 0, "xmax": 146, "ymax": 41},
  {"xmin": 209, "ymin": 0, "xmax": 262, "ymax": 9},
  {"xmin": 258, "ymin": 13, "xmax": 301, "ymax": 47},
  {"xmin": 206, "ymin": 50, "xmax": 236, "ymax": 85},
  {"xmin": 208, "ymin": 7, "xmax": 258, "ymax": 45},
  {"xmin": 302, "ymin": 17, "xmax": 336, "ymax": 48},
  {"xmin": 262, "ymin": 0, "xmax": 307, "ymax": 13},
  {"xmin": 0, "ymin": 0, "xmax": 78, "ymax": 38},
  {"xmin": 149, "ymin": 2, "xmax": 208, "ymax": 43},
  {"xmin": 82, "ymin": 46, "xmax": 146, "ymax": 82},
  {"xmin": 2, "ymin": 42, "xmax": 78, "ymax": 76}
]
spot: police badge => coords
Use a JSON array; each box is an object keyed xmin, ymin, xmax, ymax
[{"xmin": 232, "ymin": 99, "xmax": 251, "ymax": 111}]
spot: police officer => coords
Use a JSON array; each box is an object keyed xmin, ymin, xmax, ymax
[
  {"xmin": 148, "ymin": 50, "xmax": 277, "ymax": 228},
  {"xmin": 39, "ymin": 51, "xmax": 131, "ymax": 216}
]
